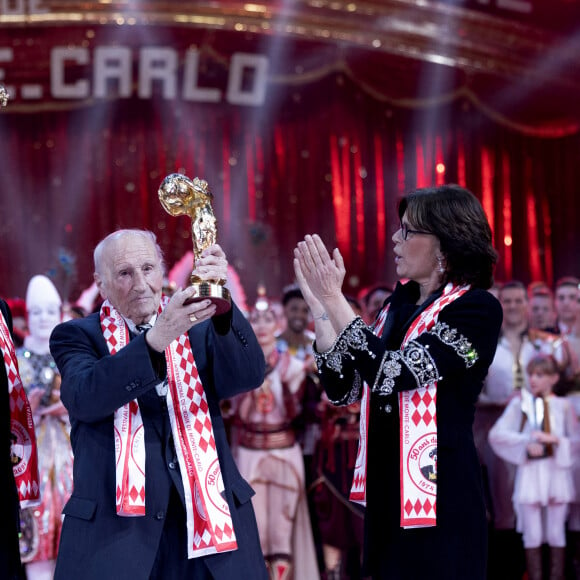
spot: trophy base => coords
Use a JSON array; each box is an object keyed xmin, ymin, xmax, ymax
[{"xmin": 184, "ymin": 282, "xmax": 231, "ymax": 315}]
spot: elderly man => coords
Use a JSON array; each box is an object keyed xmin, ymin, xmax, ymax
[{"xmin": 49, "ymin": 229, "xmax": 267, "ymax": 580}]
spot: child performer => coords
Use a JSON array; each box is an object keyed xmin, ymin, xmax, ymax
[{"xmin": 489, "ymin": 353, "xmax": 580, "ymax": 580}]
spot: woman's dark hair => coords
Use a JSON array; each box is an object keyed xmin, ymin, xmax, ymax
[{"xmin": 398, "ymin": 184, "xmax": 498, "ymax": 289}]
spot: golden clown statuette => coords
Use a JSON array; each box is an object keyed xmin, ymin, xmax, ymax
[{"xmin": 158, "ymin": 173, "xmax": 231, "ymax": 314}]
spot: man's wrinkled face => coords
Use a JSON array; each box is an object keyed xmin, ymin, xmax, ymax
[{"xmin": 95, "ymin": 234, "xmax": 164, "ymax": 325}]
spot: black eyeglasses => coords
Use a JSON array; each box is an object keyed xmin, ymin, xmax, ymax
[{"xmin": 399, "ymin": 221, "xmax": 434, "ymax": 241}]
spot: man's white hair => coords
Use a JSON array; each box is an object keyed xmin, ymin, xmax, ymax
[{"xmin": 94, "ymin": 229, "xmax": 165, "ymax": 277}]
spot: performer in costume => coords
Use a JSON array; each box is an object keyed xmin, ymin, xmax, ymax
[
  {"xmin": 293, "ymin": 185, "xmax": 502, "ymax": 579},
  {"xmin": 311, "ymin": 395, "xmax": 365, "ymax": 580},
  {"xmin": 16, "ymin": 275, "xmax": 73, "ymax": 579},
  {"xmin": 49, "ymin": 229, "xmax": 267, "ymax": 580},
  {"xmin": 275, "ymin": 285, "xmax": 320, "ymax": 459},
  {"xmin": 489, "ymin": 353, "xmax": 580, "ymax": 580},
  {"xmin": 230, "ymin": 294, "xmax": 320, "ymax": 580},
  {"xmin": 275, "ymin": 284, "xmax": 324, "ymax": 572},
  {"xmin": 474, "ymin": 280, "xmax": 573, "ymax": 578},
  {"xmin": 1, "ymin": 296, "xmax": 40, "ymax": 580},
  {"xmin": 309, "ymin": 295, "xmax": 365, "ymax": 580}
]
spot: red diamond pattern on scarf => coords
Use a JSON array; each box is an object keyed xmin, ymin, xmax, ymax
[
  {"xmin": 405, "ymin": 498, "xmax": 436, "ymax": 516},
  {"xmin": 179, "ymin": 349, "xmax": 206, "ymax": 460},
  {"xmin": 1, "ymin": 311, "xmax": 40, "ymax": 507},
  {"xmin": 221, "ymin": 522, "xmax": 234, "ymax": 539},
  {"xmin": 101, "ymin": 300, "xmax": 237, "ymax": 555},
  {"xmin": 410, "ymin": 389, "xmax": 436, "ymax": 426},
  {"xmin": 9, "ymin": 374, "xmax": 27, "ymax": 414},
  {"xmin": 411, "ymin": 409, "xmax": 422, "ymax": 426},
  {"xmin": 414, "ymin": 499, "xmax": 423, "ymax": 514},
  {"xmin": 3, "ymin": 350, "xmax": 18, "ymax": 385},
  {"xmin": 101, "ymin": 312, "xmax": 119, "ymax": 353},
  {"xmin": 129, "ymin": 486, "xmax": 140, "ymax": 502},
  {"xmin": 191, "ymin": 388, "xmax": 216, "ymax": 453},
  {"xmin": 351, "ymin": 283, "xmax": 470, "ymax": 528}
]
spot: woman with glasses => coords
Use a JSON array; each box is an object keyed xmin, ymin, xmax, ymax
[{"xmin": 293, "ymin": 184, "xmax": 502, "ymax": 580}]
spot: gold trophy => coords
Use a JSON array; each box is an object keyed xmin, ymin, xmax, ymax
[{"xmin": 158, "ymin": 173, "xmax": 231, "ymax": 314}]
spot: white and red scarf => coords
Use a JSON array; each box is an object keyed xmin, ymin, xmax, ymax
[
  {"xmin": 350, "ymin": 283, "xmax": 470, "ymax": 527},
  {"xmin": 100, "ymin": 299, "xmax": 237, "ymax": 558},
  {"xmin": 0, "ymin": 309, "xmax": 40, "ymax": 508}
]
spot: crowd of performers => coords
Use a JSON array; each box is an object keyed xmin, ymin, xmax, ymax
[{"xmin": 4, "ymin": 267, "xmax": 580, "ymax": 580}]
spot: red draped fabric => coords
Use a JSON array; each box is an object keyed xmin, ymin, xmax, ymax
[{"xmin": 1, "ymin": 72, "xmax": 580, "ymax": 305}]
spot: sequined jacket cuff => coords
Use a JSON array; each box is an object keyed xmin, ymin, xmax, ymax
[{"xmin": 314, "ymin": 317, "xmax": 373, "ymax": 405}]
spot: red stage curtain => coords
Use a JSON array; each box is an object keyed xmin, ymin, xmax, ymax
[{"xmin": 1, "ymin": 72, "xmax": 579, "ymax": 305}]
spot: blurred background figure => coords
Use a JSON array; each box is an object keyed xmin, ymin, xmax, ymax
[
  {"xmin": 60, "ymin": 280, "xmax": 101, "ymax": 321},
  {"xmin": 309, "ymin": 295, "xmax": 366, "ymax": 580},
  {"xmin": 474, "ymin": 280, "xmax": 574, "ymax": 579},
  {"xmin": 6, "ymin": 298, "xmax": 28, "ymax": 348},
  {"xmin": 358, "ymin": 283, "xmax": 392, "ymax": 325},
  {"xmin": 489, "ymin": 354, "xmax": 580, "ymax": 580},
  {"xmin": 556, "ymin": 278, "xmax": 580, "ymax": 396},
  {"xmin": 488, "ymin": 281, "xmax": 504, "ymax": 301},
  {"xmin": 276, "ymin": 285, "xmax": 316, "ymax": 363},
  {"xmin": 16, "ymin": 275, "xmax": 73, "ymax": 580},
  {"xmin": 229, "ymin": 294, "xmax": 319, "ymax": 580},
  {"xmin": 555, "ymin": 277, "xmax": 580, "ymax": 336},
  {"xmin": 275, "ymin": 284, "xmax": 324, "ymax": 571},
  {"xmin": 555, "ymin": 277, "xmax": 580, "ymax": 575},
  {"xmin": 528, "ymin": 282, "xmax": 558, "ymax": 333}
]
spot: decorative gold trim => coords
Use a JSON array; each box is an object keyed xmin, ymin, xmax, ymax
[
  {"xmin": 2, "ymin": 1, "xmax": 579, "ymax": 133},
  {"xmin": 1, "ymin": 0, "xmax": 577, "ymax": 89}
]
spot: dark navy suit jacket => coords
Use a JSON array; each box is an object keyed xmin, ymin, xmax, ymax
[{"xmin": 50, "ymin": 302, "xmax": 267, "ymax": 580}]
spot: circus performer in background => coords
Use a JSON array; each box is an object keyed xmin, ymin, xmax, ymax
[
  {"xmin": 227, "ymin": 294, "xmax": 320, "ymax": 580},
  {"xmin": 17, "ymin": 275, "xmax": 73, "ymax": 580},
  {"xmin": 489, "ymin": 353, "xmax": 580, "ymax": 580},
  {"xmin": 309, "ymin": 295, "xmax": 366, "ymax": 580}
]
